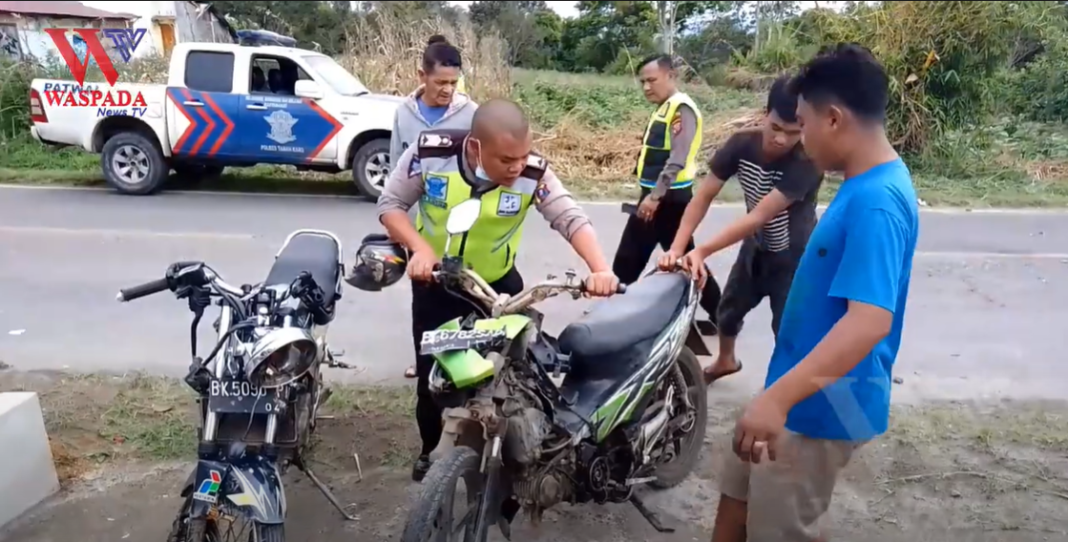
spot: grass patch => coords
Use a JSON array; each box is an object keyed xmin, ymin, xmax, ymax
[{"xmin": 0, "ymin": 370, "xmax": 419, "ymax": 484}]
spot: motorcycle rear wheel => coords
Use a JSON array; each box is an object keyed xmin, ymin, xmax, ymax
[
  {"xmin": 401, "ymin": 446, "xmax": 484, "ymax": 542},
  {"xmin": 650, "ymin": 346, "xmax": 708, "ymax": 489}
]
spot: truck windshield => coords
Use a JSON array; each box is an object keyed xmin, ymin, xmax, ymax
[{"xmin": 303, "ymin": 55, "xmax": 369, "ymax": 96}]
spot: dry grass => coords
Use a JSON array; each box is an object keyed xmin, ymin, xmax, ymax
[{"xmin": 338, "ymin": 8, "xmax": 511, "ymax": 101}]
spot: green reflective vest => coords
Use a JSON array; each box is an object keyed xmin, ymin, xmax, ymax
[
  {"xmin": 414, "ymin": 130, "xmax": 547, "ymax": 283},
  {"xmin": 636, "ymin": 92, "xmax": 704, "ymax": 190}
]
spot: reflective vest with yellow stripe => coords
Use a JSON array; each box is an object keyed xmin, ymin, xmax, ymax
[
  {"xmin": 636, "ymin": 92, "xmax": 703, "ymax": 190},
  {"xmin": 414, "ymin": 130, "xmax": 547, "ymax": 283}
]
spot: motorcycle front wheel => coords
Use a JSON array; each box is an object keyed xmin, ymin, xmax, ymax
[
  {"xmin": 167, "ymin": 495, "xmax": 286, "ymax": 542},
  {"xmin": 400, "ymin": 446, "xmax": 484, "ymax": 542}
]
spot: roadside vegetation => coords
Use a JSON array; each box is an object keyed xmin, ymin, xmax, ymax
[
  {"xmin": 0, "ymin": 1, "xmax": 1066, "ymax": 206},
  {"xmin": 2, "ymin": 368, "xmax": 1066, "ymax": 537}
]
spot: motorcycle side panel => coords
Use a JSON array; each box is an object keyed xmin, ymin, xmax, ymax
[
  {"xmin": 590, "ymin": 380, "xmax": 655, "ymax": 442},
  {"xmin": 185, "ymin": 457, "xmax": 287, "ymax": 524},
  {"xmin": 431, "ymin": 315, "xmax": 533, "ymax": 389}
]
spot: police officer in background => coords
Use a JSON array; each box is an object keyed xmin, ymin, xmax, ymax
[
  {"xmin": 377, "ymin": 98, "xmax": 621, "ymax": 482},
  {"xmin": 612, "ymin": 54, "xmax": 722, "ymax": 329}
]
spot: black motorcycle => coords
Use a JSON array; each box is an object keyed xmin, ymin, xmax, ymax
[{"xmin": 116, "ymin": 230, "xmax": 358, "ymax": 542}]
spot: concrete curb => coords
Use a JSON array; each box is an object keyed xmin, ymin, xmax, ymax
[{"xmin": 0, "ymin": 392, "xmax": 60, "ymax": 529}]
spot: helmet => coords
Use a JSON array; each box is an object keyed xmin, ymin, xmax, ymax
[{"xmin": 345, "ymin": 234, "xmax": 408, "ymax": 292}]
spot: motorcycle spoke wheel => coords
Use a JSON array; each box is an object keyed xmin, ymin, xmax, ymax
[{"xmin": 401, "ymin": 447, "xmax": 485, "ymax": 542}]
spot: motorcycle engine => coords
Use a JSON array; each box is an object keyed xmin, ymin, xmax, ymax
[{"xmin": 503, "ymin": 407, "xmax": 550, "ymax": 465}]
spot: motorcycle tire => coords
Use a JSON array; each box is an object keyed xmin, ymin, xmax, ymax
[
  {"xmin": 400, "ymin": 446, "xmax": 484, "ymax": 542},
  {"xmin": 650, "ymin": 346, "xmax": 708, "ymax": 489},
  {"xmin": 168, "ymin": 494, "xmax": 285, "ymax": 542}
]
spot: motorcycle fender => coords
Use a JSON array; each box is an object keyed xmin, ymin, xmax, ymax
[
  {"xmin": 686, "ymin": 323, "xmax": 713, "ymax": 357},
  {"xmin": 184, "ymin": 457, "xmax": 287, "ymax": 524}
]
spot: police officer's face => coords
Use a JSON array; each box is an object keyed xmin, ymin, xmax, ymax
[
  {"xmin": 639, "ymin": 63, "xmax": 676, "ymax": 104},
  {"xmin": 469, "ymin": 131, "xmax": 532, "ymax": 186},
  {"xmin": 762, "ymin": 110, "xmax": 803, "ymax": 160},
  {"xmin": 419, "ymin": 65, "xmax": 461, "ymax": 107}
]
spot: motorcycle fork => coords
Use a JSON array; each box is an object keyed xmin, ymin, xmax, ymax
[{"xmin": 473, "ymin": 414, "xmax": 514, "ymax": 542}]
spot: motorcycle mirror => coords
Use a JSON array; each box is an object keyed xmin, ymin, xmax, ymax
[{"xmin": 446, "ymin": 199, "xmax": 482, "ymax": 236}]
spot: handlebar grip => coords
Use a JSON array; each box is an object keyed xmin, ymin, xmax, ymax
[{"xmin": 117, "ymin": 277, "xmax": 171, "ymax": 302}]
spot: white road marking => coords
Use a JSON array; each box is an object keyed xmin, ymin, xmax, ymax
[
  {"xmin": 0, "ymin": 225, "xmax": 255, "ymax": 240},
  {"xmin": 2, "ymin": 184, "xmax": 1066, "ymax": 215}
]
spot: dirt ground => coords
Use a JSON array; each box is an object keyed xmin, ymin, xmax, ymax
[{"xmin": 1, "ymin": 370, "xmax": 1066, "ymax": 542}]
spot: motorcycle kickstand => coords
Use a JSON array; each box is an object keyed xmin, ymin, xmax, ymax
[
  {"xmin": 293, "ymin": 457, "xmax": 359, "ymax": 522},
  {"xmin": 629, "ymin": 494, "xmax": 675, "ymax": 533}
]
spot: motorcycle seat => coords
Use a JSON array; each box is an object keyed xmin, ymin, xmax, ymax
[
  {"xmin": 265, "ymin": 232, "xmax": 342, "ymax": 306},
  {"xmin": 559, "ymin": 272, "xmax": 688, "ymax": 360}
]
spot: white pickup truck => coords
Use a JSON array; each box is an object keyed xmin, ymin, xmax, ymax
[{"xmin": 29, "ymin": 42, "xmax": 402, "ymax": 199}]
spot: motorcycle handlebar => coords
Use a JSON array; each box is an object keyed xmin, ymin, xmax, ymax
[
  {"xmin": 117, "ymin": 277, "xmax": 171, "ymax": 302},
  {"xmin": 116, "ymin": 262, "xmax": 244, "ymax": 303}
]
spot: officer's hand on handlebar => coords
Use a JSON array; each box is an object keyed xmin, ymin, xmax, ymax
[
  {"xmin": 679, "ymin": 248, "xmax": 709, "ymax": 289},
  {"xmin": 408, "ymin": 249, "xmax": 439, "ymax": 282},
  {"xmin": 585, "ymin": 270, "xmax": 621, "ymax": 298}
]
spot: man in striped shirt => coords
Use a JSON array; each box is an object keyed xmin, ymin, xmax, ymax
[{"xmin": 659, "ymin": 75, "xmax": 824, "ymax": 385}]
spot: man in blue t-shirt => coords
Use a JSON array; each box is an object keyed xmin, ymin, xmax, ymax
[{"xmin": 711, "ymin": 43, "xmax": 919, "ymax": 542}]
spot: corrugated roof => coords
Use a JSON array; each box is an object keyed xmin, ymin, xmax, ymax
[{"xmin": 0, "ymin": 1, "xmax": 137, "ymax": 20}]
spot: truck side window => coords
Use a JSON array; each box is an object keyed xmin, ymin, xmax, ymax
[
  {"xmin": 185, "ymin": 51, "xmax": 235, "ymax": 93},
  {"xmin": 250, "ymin": 55, "xmax": 311, "ymax": 96}
]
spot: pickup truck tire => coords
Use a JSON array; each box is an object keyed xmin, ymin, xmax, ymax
[
  {"xmin": 101, "ymin": 132, "xmax": 168, "ymax": 195},
  {"xmin": 351, "ymin": 138, "xmax": 391, "ymax": 201}
]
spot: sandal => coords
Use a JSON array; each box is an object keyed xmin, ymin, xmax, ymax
[
  {"xmin": 703, "ymin": 361, "xmax": 743, "ymax": 386},
  {"xmin": 404, "ymin": 365, "xmax": 417, "ymax": 379}
]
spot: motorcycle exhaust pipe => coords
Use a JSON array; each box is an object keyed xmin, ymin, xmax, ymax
[{"xmin": 637, "ymin": 385, "xmax": 675, "ymax": 463}]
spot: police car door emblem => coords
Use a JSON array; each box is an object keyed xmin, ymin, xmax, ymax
[
  {"xmin": 265, "ymin": 110, "xmax": 298, "ymax": 144},
  {"xmin": 498, "ymin": 193, "xmax": 521, "ymax": 217}
]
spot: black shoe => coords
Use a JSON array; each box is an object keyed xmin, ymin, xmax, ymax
[{"xmin": 412, "ymin": 455, "xmax": 431, "ymax": 482}]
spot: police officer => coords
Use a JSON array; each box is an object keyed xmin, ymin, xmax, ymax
[
  {"xmin": 377, "ymin": 98, "xmax": 621, "ymax": 482},
  {"xmin": 612, "ymin": 54, "xmax": 722, "ymax": 328}
]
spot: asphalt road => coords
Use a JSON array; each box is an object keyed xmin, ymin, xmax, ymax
[{"xmin": 1, "ymin": 185, "xmax": 1066, "ymax": 403}]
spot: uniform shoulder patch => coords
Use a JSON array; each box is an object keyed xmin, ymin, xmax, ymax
[
  {"xmin": 526, "ymin": 154, "xmax": 548, "ymax": 171},
  {"xmin": 419, "ymin": 133, "xmax": 453, "ymax": 148},
  {"xmin": 671, "ymin": 112, "xmax": 683, "ymax": 135}
]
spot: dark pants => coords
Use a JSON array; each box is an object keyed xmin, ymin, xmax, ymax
[
  {"xmin": 716, "ymin": 238, "xmax": 797, "ymax": 338},
  {"xmin": 410, "ymin": 267, "xmax": 524, "ymax": 457},
  {"xmin": 612, "ymin": 188, "xmax": 722, "ymax": 319}
]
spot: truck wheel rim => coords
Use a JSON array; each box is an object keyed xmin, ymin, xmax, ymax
[
  {"xmin": 364, "ymin": 151, "xmax": 390, "ymax": 191},
  {"xmin": 112, "ymin": 145, "xmax": 150, "ymax": 185}
]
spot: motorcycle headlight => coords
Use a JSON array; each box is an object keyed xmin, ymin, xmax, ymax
[{"xmin": 244, "ymin": 327, "xmax": 320, "ymax": 389}]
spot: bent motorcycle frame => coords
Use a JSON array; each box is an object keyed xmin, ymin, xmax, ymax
[
  {"xmin": 182, "ymin": 229, "xmax": 345, "ymax": 524},
  {"xmin": 426, "ymin": 274, "xmax": 709, "ymax": 536}
]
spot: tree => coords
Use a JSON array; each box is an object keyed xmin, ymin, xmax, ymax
[{"xmin": 469, "ymin": 1, "xmax": 560, "ymax": 66}]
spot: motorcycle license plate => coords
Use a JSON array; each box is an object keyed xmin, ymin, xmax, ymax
[
  {"xmin": 420, "ymin": 328, "xmax": 507, "ymax": 356},
  {"xmin": 207, "ymin": 380, "xmax": 277, "ymax": 414}
]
